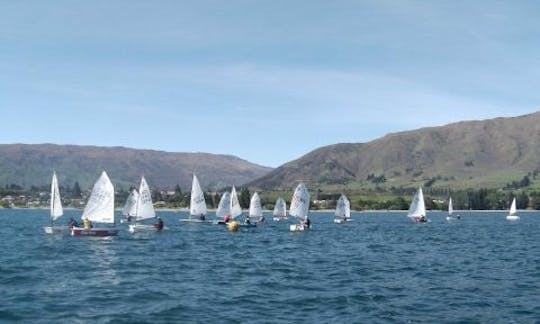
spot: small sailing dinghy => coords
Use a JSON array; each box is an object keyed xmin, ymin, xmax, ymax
[
  {"xmin": 242, "ymin": 192, "xmax": 261, "ymax": 227},
  {"xmin": 180, "ymin": 174, "xmax": 210, "ymax": 223},
  {"xmin": 289, "ymin": 183, "xmax": 311, "ymax": 232},
  {"xmin": 333, "ymin": 194, "xmax": 351, "ymax": 224},
  {"xmin": 120, "ymin": 189, "xmax": 139, "ymax": 223},
  {"xmin": 129, "ymin": 176, "xmax": 162, "ymax": 233},
  {"xmin": 226, "ymin": 186, "xmax": 244, "ymax": 231},
  {"xmin": 44, "ymin": 172, "xmax": 68, "ymax": 234},
  {"xmin": 446, "ymin": 197, "xmax": 460, "ymax": 221},
  {"xmin": 408, "ymin": 187, "xmax": 428, "ymax": 223},
  {"xmin": 272, "ymin": 197, "xmax": 287, "ymax": 221},
  {"xmin": 506, "ymin": 198, "xmax": 519, "ymax": 221},
  {"xmin": 213, "ymin": 191, "xmax": 231, "ymax": 225},
  {"xmin": 71, "ymin": 171, "xmax": 118, "ymax": 237}
]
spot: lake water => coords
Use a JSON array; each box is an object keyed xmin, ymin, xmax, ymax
[{"xmin": 1, "ymin": 209, "xmax": 540, "ymax": 323}]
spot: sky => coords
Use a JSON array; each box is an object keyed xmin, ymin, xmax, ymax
[{"xmin": 1, "ymin": 1, "xmax": 540, "ymax": 167}]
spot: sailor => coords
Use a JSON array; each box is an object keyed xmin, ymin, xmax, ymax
[
  {"xmin": 259, "ymin": 215, "xmax": 265, "ymax": 223},
  {"xmin": 199, "ymin": 214, "xmax": 205, "ymax": 221},
  {"xmin": 83, "ymin": 217, "xmax": 93, "ymax": 229},
  {"xmin": 419, "ymin": 216, "xmax": 427, "ymax": 223},
  {"xmin": 224, "ymin": 215, "xmax": 231, "ymax": 223},
  {"xmin": 245, "ymin": 215, "xmax": 251, "ymax": 225},
  {"xmin": 68, "ymin": 217, "xmax": 78, "ymax": 228},
  {"xmin": 155, "ymin": 217, "xmax": 164, "ymax": 231},
  {"xmin": 302, "ymin": 216, "xmax": 311, "ymax": 228}
]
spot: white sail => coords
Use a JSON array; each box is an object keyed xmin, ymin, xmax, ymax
[
  {"xmin": 134, "ymin": 176, "xmax": 155, "ymax": 221},
  {"xmin": 81, "ymin": 171, "xmax": 115, "ymax": 224},
  {"xmin": 407, "ymin": 187, "xmax": 426, "ymax": 218},
  {"xmin": 289, "ymin": 183, "xmax": 310, "ymax": 219},
  {"xmin": 190, "ymin": 174, "xmax": 207, "ymax": 217},
  {"xmin": 50, "ymin": 172, "xmax": 63, "ymax": 221},
  {"xmin": 249, "ymin": 192, "xmax": 263, "ymax": 218},
  {"xmin": 216, "ymin": 192, "xmax": 231, "ymax": 219},
  {"xmin": 509, "ymin": 198, "xmax": 517, "ymax": 216},
  {"xmin": 230, "ymin": 186, "xmax": 242, "ymax": 219},
  {"xmin": 448, "ymin": 197, "xmax": 453, "ymax": 215},
  {"xmin": 334, "ymin": 194, "xmax": 350, "ymax": 218},
  {"xmin": 273, "ymin": 197, "xmax": 287, "ymax": 217},
  {"xmin": 122, "ymin": 189, "xmax": 139, "ymax": 216}
]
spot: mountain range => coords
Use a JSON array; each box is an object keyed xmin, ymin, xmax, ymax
[
  {"xmin": 0, "ymin": 144, "xmax": 272, "ymax": 190},
  {"xmin": 250, "ymin": 111, "xmax": 540, "ymax": 191}
]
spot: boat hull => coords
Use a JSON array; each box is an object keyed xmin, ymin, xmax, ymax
[
  {"xmin": 71, "ymin": 227, "xmax": 119, "ymax": 237},
  {"xmin": 129, "ymin": 224, "xmax": 163, "ymax": 233},
  {"xmin": 273, "ymin": 217, "xmax": 288, "ymax": 221},
  {"xmin": 506, "ymin": 215, "xmax": 520, "ymax": 221},
  {"xmin": 290, "ymin": 224, "xmax": 308, "ymax": 232},
  {"xmin": 179, "ymin": 219, "xmax": 212, "ymax": 224},
  {"xmin": 44, "ymin": 226, "xmax": 70, "ymax": 234},
  {"xmin": 333, "ymin": 218, "xmax": 352, "ymax": 224},
  {"xmin": 239, "ymin": 223, "xmax": 257, "ymax": 228}
]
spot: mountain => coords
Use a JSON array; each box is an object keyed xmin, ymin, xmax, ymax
[
  {"xmin": 250, "ymin": 112, "xmax": 540, "ymax": 190},
  {"xmin": 0, "ymin": 144, "xmax": 272, "ymax": 190}
]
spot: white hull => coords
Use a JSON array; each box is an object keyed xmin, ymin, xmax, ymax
[
  {"xmin": 290, "ymin": 224, "xmax": 308, "ymax": 232},
  {"xmin": 129, "ymin": 224, "xmax": 165, "ymax": 233},
  {"xmin": 446, "ymin": 215, "xmax": 460, "ymax": 221},
  {"xmin": 334, "ymin": 218, "xmax": 352, "ymax": 224},
  {"xmin": 44, "ymin": 226, "xmax": 70, "ymax": 234},
  {"xmin": 273, "ymin": 217, "xmax": 288, "ymax": 221},
  {"xmin": 506, "ymin": 215, "xmax": 520, "ymax": 221},
  {"xmin": 239, "ymin": 223, "xmax": 257, "ymax": 228}
]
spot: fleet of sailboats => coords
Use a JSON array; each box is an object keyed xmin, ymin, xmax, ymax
[
  {"xmin": 44, "ymin": 172, "xmax": 67, "ymax": 234},
  {"xmin": 333, "ymin": 194, "xmax": 351, "ymax": 224},
  {"xmin": 71, "ymin": 171, "xmax": 118, "ymax": 236},
  {"xmin": 506, "ymin": 197, "xmax": 519, "ymax": 221}
]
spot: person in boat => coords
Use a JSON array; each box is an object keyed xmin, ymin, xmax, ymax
[
  {"xmin": 259, "ymin": 215, "xmax": 265, "ymax": 223},
  {"xmin": 83, "ymin": 217, "xmax": 93, "ymax": 229},
  {"xmin": 155, "ymin": 217, "xmax": 164, "ymax": 231},
  {"xmin": 199, "ymin": 214, "xmax": 205, "ymax": 221},
  {"xmin": 418, "ymin": 216, "xmax": 427, "ymax": 223},
  {"xmin": 68, "ymin": 217, "xmax": 78, "ymax": 228},
  {"xmin": 126, "ymin": 214, "xmax": 133, "ymax": 222},
  {"xmin": 341, "ymin": 214, "xmax": 347, "ymax": 222},
  {"xmin": 245, "ymin": 215, "xmax": 251, "ymax": 225},
  {"xmin": 224, "ymin": 214, "xmax": 231, "ymax": 223},
  {"xmin": 302, "ymin": 216, "xmax": 311, "ymax": 228}
]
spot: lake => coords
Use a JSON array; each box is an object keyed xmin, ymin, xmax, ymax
[{"xmin": 1, "ymin": 209, "xmax": 540, "ymax": 323}]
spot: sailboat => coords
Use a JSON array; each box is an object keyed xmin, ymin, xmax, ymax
[
  {"xmin": 180, "ymin": 174, "xmax": 209, "ymax": 223},
  {"xmin": 506, "ymin": 197, "xmax": 519, "ymax": 221},
  {"xmin": 120, "ymin": 189, "xmax": 139, "ymax": 223},
  {"xmin": 407, "ymin": 187, "xmax": 427, "ymax": 223},
  {"xmin": 230, "ymin": 186, "xmax": 243, "ymax": 220},
  {"xmin": 213, "ymin": 191, "xmax": 231, "ymax": 224},
  {"xmin": 129, "ymin": 176, "xmax": 160, "ymax": 233},
  {"xmin": 71, "ymin": 171, "xmax": 118, "ymax": 236},
  {"xmin": 243, "ymin": 192, "xmax": 261, "ymax": 227},
  {"xmin": 333, "ymin": 194, "xmax": 351, "ymax": 224},
  {"xmin": 446, "ymin": 197, "xmax": 460, "ymax": 221},
  {"xmin": 289, "ymin": 183, "xmax": 311, "ymax": 232},
  {"xmin": 272, "ymin": 197, "xmax": 287, "ymax": 221},
  {"xmin": 44, "ymin": 172, "xmax": 68, "ymax": 234}
]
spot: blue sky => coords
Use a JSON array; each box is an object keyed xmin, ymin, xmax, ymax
[{"xmin": 1, "ymin": 1, "xmax": 539, "ymax": 167}]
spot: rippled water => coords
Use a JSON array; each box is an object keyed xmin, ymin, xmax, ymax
[{"xmin": 2, "ymin": 209, "xmax": 540, "ymax": 323}]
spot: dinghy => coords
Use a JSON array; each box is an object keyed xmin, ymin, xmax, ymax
[
  {"xmin": 213, "ymin": 191, "xmax": 231, "ymax": 225},
  {"xmin": 71, "ymin": 171, "xmax": 118, "ymax": 237},
  {"xmin": 333, "ymin": 194, "xmax": 351, "ymax": 224},
  {"xmin": 506, "ymin": 198, "xmax": 519, "ymax": 221},
  {"xmin": 44, "ymin": 172, "xmax": 69, "ymax": 234},
  {"xmin": 241, "ymin": 192, "xmax": 261, "ymax": 227},
  {"xmin": 120, "ymin": 189, "xmax": 139, "ymax": 223},
  {"xmin": 408, "ymin": 187, "xmax": 428, "ymax": 223},
  {"xmin": 289, "ymin": 183, "xmax": 311, "ymax": 232},
  {"xmin": 129, "ymin": 176, "xmax": 162, "ymax": 233},
  {"xmin": 230, "ymin": 186, "xmax": 243, "ymax": 221},
  {"xmin": 180, "ymin": 174, "xmax": 211, "ymax": 223},
  {"xmin": 446, "ymin": 197, "xmax": 460, "ymax": 221},
  {"xmin": 272, "ymin": 197, "xmax": 287, "ymax": 221}
]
